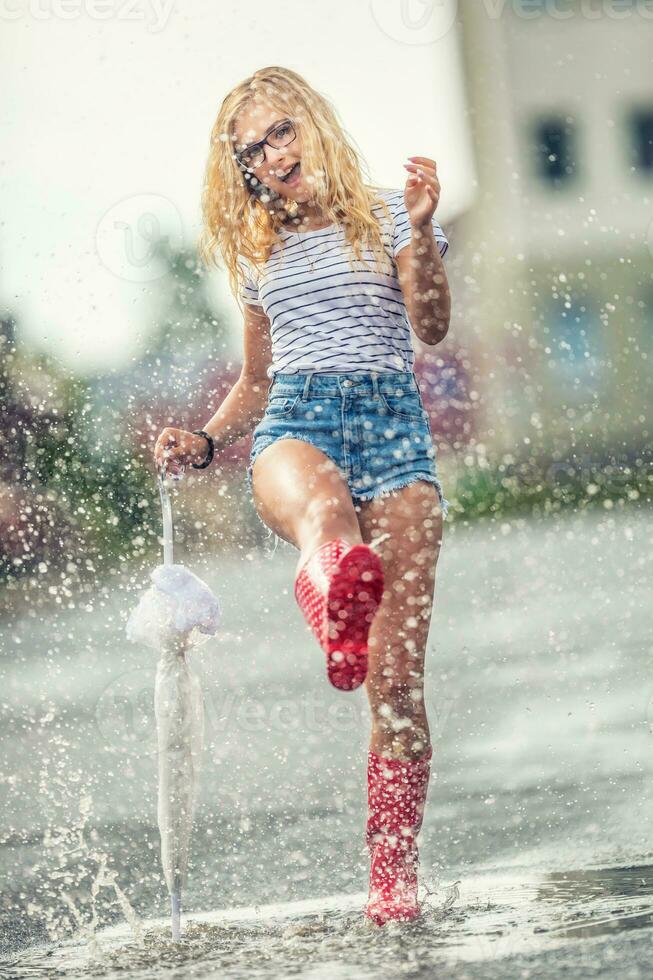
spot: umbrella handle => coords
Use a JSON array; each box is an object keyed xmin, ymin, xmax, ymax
[
  {"xmin": 171, "ymin": 892, "xmax": 181, "ymax": 941},
  {"xmin": 157, "ymin": 463, "xmax": 175, "ymax": 567}
]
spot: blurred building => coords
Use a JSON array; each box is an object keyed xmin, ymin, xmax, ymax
[{"xmin": 450, "ymin": 0, "xmax": 653, "ymax": 465}]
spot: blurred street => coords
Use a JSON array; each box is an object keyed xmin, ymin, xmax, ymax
[{"xmin": 2, "ymin": 505, "xmax": 652, "ymax": 977}]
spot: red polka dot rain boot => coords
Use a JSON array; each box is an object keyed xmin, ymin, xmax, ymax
[
  {"xmin": 294, "ymin": 538, "xmax": 384, "ymax": 692},
  {"xmin": 364, "ymin": 747, "xmax": 433, "ymax": 925}
]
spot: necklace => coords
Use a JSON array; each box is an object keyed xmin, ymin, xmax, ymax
[
  {"xmin": 281, "ymin": 204, "xmax": 333, "ymax": 273},
  {"xmin": 299, "ymin": 236, "xmax": 317, "ymax": 272},
  {"xmin": 297, "ymin": 220, "xmax": 335, "ymax": 272}
]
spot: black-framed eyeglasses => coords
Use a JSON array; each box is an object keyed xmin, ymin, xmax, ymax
[{"xmin": 235, "ymin": 119, "xmax": 297, "ymax": 170}]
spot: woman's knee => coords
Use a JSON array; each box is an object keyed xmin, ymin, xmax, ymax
[{"xmin": 298, "ymin": 490, "xmax": 357, "ymax": 537}]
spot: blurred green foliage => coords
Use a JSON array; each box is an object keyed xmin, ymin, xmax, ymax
[
  {"xmin": 0, "ymin": 345, "xmax": 159, "ymax": 589},
  {"xmin": 0, "ymin": 240, "xmax": 232, "ymax": 601},
  {"xmin": 446, "ymin": 453, "xmax": 652, "ymax": 522}
]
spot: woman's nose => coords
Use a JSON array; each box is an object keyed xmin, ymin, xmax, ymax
[{"xmin": 263, "ymin": 145, "xmax": 289, "ymax": 174}]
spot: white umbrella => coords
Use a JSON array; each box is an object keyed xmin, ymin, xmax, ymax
[{"xmin": 126, "ymin": 462, "xmax": 220, "ymax": 941}]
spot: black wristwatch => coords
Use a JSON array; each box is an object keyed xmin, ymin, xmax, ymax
[{"xmin": 191, "ymin": 429, "xmax": 215, "ymax": 469}]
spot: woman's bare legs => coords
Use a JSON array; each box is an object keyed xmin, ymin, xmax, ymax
[
  {"xmin": 357, "ymin": 481, "xmax": 444, "ymax": 761},
  {"xmin": 253, "ymin": 443, "xmax": 444, "ymax": 728},
  {"xmin": 254, "ymin": 451, "xmax": 442, "ymax": 920},
  {"xmin": 251, "ymin": 438, "xmax": 363, "ymax": 570}
]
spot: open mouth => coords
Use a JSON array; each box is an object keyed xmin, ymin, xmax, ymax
[{"xmin": 280, "ymin": 162, "xmax": 300, "ymax": 184}]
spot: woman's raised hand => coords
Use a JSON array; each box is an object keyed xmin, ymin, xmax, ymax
[
  {"xmin": 154, "ymin": 427, "xmax": 210, "ymax": 474},
  {"xmin": 403, "ymin": 155, "xmax": 441, "ymax": 229}
]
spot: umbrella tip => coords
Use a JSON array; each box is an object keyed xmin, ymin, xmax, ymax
[{"xmin": 171, "ymin": 893, "xmax": 181, "ymax": 941}]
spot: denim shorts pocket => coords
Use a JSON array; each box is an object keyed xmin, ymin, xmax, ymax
[
  {"xmin": 265, "ymin": 393, "xmax": 300, "ymax": 419},
  {"xmin": 379, "ymin": 391, "xmax": 427, "ymax": 422}
]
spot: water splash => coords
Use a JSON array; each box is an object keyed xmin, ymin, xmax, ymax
[{"xmin": 24, "ymin": 708, "xmax": 142, "ymax": 961}]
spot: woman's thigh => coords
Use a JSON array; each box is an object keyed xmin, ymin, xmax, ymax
[
  {"xmin": 251, "ymin": 438, "xmax": 359, "ymax": 548},
  {"xmin": 356, "ymin": 480, "xmax": 444, "ymax": 678}
]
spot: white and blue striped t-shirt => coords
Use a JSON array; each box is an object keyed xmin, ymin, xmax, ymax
[{"xmin": 238, "ymin": 187, "xmax": 449, "ymax": 379}]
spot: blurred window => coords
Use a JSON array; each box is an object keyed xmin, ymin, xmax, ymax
[
  {"xmin": 629, "ymin": 108, "xmax": 653, "ymax": 174},
  {"xmin": 543, "ymin": 296, "xmax": 602, "ymax": 390},
  {"xmin": 532, "ymin": 116, "xmax": 577, "ymax": 186}
]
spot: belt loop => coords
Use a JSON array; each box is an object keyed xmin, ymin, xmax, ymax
[
  {"xmin": 302, "ymin": 371, "xmax": 314, "ymax": 401},
  {"xmin": 371, "ymin": 371, "xmax": 380, "ymax": 400}
]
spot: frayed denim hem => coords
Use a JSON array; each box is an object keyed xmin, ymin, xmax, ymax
[
  {"xmin": 247, "ymin": 438, "xmax": 448, "ymax": 559},
  {"xmin": 352, "ymin": 473, "xmax": 449, "ymax": 519}
]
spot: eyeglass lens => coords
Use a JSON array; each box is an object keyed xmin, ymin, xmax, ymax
[{"xmin": 239, "ymin": 121, "xmax": 295, "ymax": 168}]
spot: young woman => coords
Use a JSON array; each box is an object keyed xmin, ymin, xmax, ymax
[{"xmin": 154, "ymin": 66, "xmax": 451, "ymax": 926}]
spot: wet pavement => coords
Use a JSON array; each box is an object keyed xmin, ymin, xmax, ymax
[{"xmin": 1, "ymin": 505, "xmax": 652, "ymax": 978}]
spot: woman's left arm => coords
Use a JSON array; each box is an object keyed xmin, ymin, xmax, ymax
[{"xmin": 396, "ymin": 155, "xmax": 451, "ymax": 346}]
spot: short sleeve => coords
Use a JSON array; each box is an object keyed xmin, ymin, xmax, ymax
[
  {"xmin": 237, "ymin": 256, "xmax": 263, "ymax": 307},
  {"xmin": 391, "ymin": 194, "xmax": 449, "ymax": 259}
]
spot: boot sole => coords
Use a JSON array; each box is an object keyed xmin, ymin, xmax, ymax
[{"xmin": 324, "ymin": 544, "xmax": 384, "ymax": 692}]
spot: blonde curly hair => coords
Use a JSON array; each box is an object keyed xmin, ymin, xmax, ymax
[{"xmin": 198, "ymin": 66, "xmax": 394, "ymax": 314}]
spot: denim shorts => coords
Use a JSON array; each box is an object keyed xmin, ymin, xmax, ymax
[{"xmin": 246, "ymin": 370, "xmax": 449, "ymax": 519}]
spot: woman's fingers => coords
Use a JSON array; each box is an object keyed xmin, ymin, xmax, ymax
[
  {"xmin": 155, "ymin": 428, "xmax": 181, "ymax": 468},
  {"xmin": 407, "ymin": 155, "xmax": 437, "ymax": 172},
  {"xmin": 404, "ymin": 163, "xmax": 439, "ymax": 189},
  {"xmin": 404, "ymin": 157, "xmax": 439, "ymax": 193},
  {"xmin": 154, "ymin": 428, "xmax": 207, "ymax": 472}
]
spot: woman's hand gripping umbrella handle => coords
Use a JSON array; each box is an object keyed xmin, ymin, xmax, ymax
[
  {"xmin": 153, "ymin": 426, "xmax": 215, "ymax": 568},
  {"xmin": 157, "ymin": 461, "xmax": 175, "ymax": 567}
]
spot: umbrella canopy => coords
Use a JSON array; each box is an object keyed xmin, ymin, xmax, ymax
[{"xmin": 126, "ymin": 466, "xmax": 220, "ymax": 940}]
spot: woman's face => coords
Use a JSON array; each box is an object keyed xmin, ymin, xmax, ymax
[{"xmin": 233, "ymin": 101, "xmax": 311, "ymax": 204}]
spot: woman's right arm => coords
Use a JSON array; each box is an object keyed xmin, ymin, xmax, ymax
[{"xmin": 154, "ymin": 303, "xmax": 273, "ymax": 470}]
